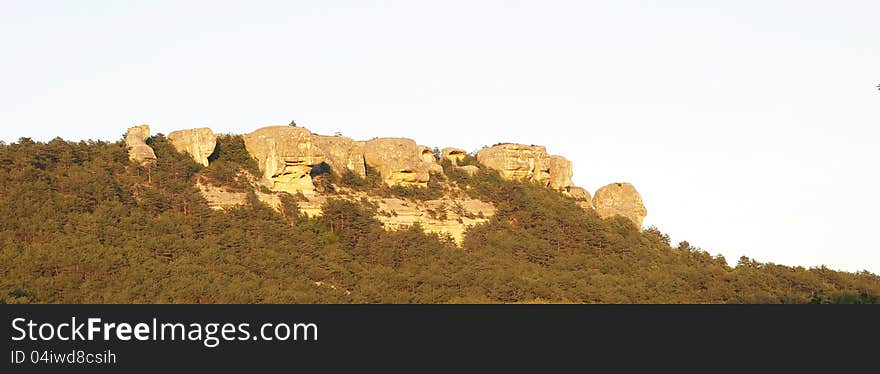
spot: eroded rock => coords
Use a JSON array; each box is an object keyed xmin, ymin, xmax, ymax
[
  {"xmin": 549, "ymin": 155, "xmax": 573, "ymax": 191},
  {"xmin": 442, "ymin": 148, "xmax": 468, "ymax": 165},
  {"xmin": 363, "ymin": 138, "xmax": 436, "ymax": 187},
  {"xmin": 567, "ymin": 186, "xmax": 593, "ymax": 210},
  {"xmin": 243, "ymin": 126, "xmax": 324, "ymax": 194},
  {"xmin": 168, "ymin": 127, "xmax": 216, "ymax": 167},
  {"xmin": 312, "ymin": 135, "xmax": 367, "ymax": 178},
  {"xmin": 125, "ymin": 125, "xmax": 157, "ymax": 165},
  {"xmin": 592, "ymin": 182, "xmax": 647, "ymax": 227},
  {"xmin": 476, "ymin": 144, "xmax": 551, "ymax": 185}
]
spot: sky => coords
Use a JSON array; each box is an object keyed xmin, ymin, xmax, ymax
[{"xmin": 1, "ymin": 0, "xmax": 878, "ymax": 273}]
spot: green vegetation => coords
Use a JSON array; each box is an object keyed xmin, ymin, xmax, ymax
[
  {"xmin": 0, "ymin": 137, "xmax": 878, "ymax": 304},
  {"xmin": 202, "ymin": 134, "xmax": 260, "ymax": 191}
]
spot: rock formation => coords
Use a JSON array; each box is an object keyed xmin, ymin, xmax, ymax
[
  {"xmin": 456, "ymin": 165, "xmax": 480, "ymax": 176},
  {"xmin": 243, "ymin": 126, "xmax": 324, "ymax": 194},
  {"xmin": 549, "ymin": 155, "xmax": 573, "ymax": 191},
  {"xmin": 567, "ymin": 186, "xmax": 592, "ymax": 210},
  {"xmin": 363, "ymin": 138, "xmax": 438, "ymax": 187},
  {"xmin": 168, "ymin": 128, "xmax": 216, "ymax": 167},
  {"xmin": 125, "ymin": 125, "xmax": 157, "ymax": 165},
  {"xmin": 592, "ymin": 182, "xmax": 647, "ymax": 227},
  {"xmin": 476, "ymin": 144, "xmax": 554, "ymax": 186},
  {"xmin": 311, "ymin": 135, "xmax": 367, "ymax": 179},
  {"xmin": 419, "ymin": 146, "xmax": 437, "ymax": 164},
  {"xmin": 373, "ymin": 197, "xmax": 495, "ymax": 245},
  {"xmin": 442, "ymin": 148, "xmax": 468, "ymax": 165},
  {"xmin": 476, "ymin": 144, "xmax": 575, "ymax": 191}
]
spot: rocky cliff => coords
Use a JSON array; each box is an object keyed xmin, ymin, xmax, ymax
[{"xmin": 128, "ymin": 123, "xmax": 648, "ymax": 241}]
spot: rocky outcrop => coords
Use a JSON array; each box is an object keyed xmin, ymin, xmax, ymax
[
  {"xmin": 456, "ymin": 165, "xmax": 480, "ymax": 176},
  {"xmin": 243, "ymin": 126, "xmax": 324, "ymax": 194},
  {"xmin": 549, "ymin": 156, "xmax": 573, "ymax": 191},
  {"xmin": 476, "ymin": 144, "xmax": 575, "ymax": 191},
  {"xmin": 311, "ymin": 135, "xmax": 367, "ymax": 179},
  {"xmin": 373, "ymin": 198, "xmax": 495, "ymax": 245},
  {"xmin": 168, "ymin": 128, "xmax": 216, "ymax": 167},
  {"xmin": 592, "ymin": 182, "xmax": 647, "ymax": 227},
  {"xmin": 442, "ymin": 148, "xmax": 468, "ymax": 165},
  {"xmin": 125, "ymin": 125, "xmax": 157, "ymax": 165},
  {"xmin": 419, "ymin": 146, "xmax": 437, "ymax": 164},
  {"xmin": 476, "ymin": 144, "xmax": 552, "ymax": 185},
  {"xmin": 197, "ymin": 183, "xmax": 281, "ymax": 211},
  {"xmin": 363, "ymin": 138, "xmax": 438, "ymax": 187},
  {"xmin": 567, "ymin": 186, "xmax": 592, "ymax": 210}
]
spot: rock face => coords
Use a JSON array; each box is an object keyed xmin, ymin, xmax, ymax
[
  {"xmin": 592, "ymin": 182, "xmax": 647, "ymax": 227},
  {"xmin": 476, "ymin": 144, "xmax": 574, "ymax": 191},
  {"xmin": 567, "ymin": 186, "xmax": 592, "ymax": 210},
  {"xmin": 456, "ymin": 165, "xmax": 480, "ymax": 176},
  {"xmin": 168, "ymin": 128, "xmax": 216, "ymax": 167},
  {"xmin": 476, "ymin": 144, "xmax": 552, "ymax": 185},
  {"xmin": 442, "ymin": 148, "xmax": 468, "ymax": 165},
  {"xmin": 125, "ymin": 125, "xmax": 157, "ymax": 165},
  {"xmin": 363, "ymin": 138, "xmax": 438, "ymax": 187},
  {"xmin": 311, "ymin": 135, "xmax": 367, "ymax": 179},
  {"xmin": 419, "ymin": 146, "xmax": 437, "ymax": 164},
  {"xmin": 373, "ymin": 197, "xmax": 495, "ymax": 245},
  {"xmin": 243, "ymin": 126, "xmax": 324, "ymax": 194},
  {"xmin": 549, "ymin": 155, "xmax": 573, "ymax": 191}
]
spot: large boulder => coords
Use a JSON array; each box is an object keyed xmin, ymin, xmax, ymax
[
  {"xmin": 311, "ymin": 134, "xmax": 367, "ymax": 179},
  {"xmin": 125, "ymin": 125, "xmax": 157, "ymax": 165},
  {"xmin": 168, "ymin": 127, "xmax": 216, "ymax": 167},
  {"xmin": 592, "ymin": 182, "xmax": 647, "ymax": 227},
  {"xmin": 442, "ymin": 148, "xmax": 468, "ymax": 165},
  {"xmin": 476, "ymin": 144, "xmax": 552, "ymax": 186},
  {"xmin": 363, "ymin": 138, "xmax": 436, "ymax": 187},
  {"xmin": 567, "ymin": 186, "xmax": 592, "ymax": 210},
  {"xmin": 243, "ymin": 126, "xmax": 324, "ymax": 194},
  {"xmin": 549, "ymin": 155, "xmax": 573, "ymax": 191}
]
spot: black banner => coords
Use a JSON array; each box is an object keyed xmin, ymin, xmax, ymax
[{"xmin": 2, "ymin": 305, "xmax": 876, "ymax": 372}]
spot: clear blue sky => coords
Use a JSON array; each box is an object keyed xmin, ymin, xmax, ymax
[{"xmin": 2, "ymin": 1, "xmax": 878, "ymax": 272}]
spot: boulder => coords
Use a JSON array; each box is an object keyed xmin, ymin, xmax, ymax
[
  {"xmin": 567, "ymin": 186, "xmax": 592, "ymax": 210},
  {"xmin": 363, "ymin": 138, "xmax": 436, "ymax": 187},
  {"xmin": 442, "ymin": 148, "xmax": 468, "ymax": 165},
  {"xmin": 456, "ymin": 165, "xmax": 480, "ymax": 176},
  {"xmin": 476, "ymin": 144, "xmax": 551, "ymax": 186},
  {"xmin": 168, "ymin": 127, "xmax": 216, "ymax": 167},
  {"xmin": 549, "ymin": 155, "xmax": 573, "ymax": 191},
  {"xmin": 311, "ymin": 134, "xmax": 367, "ymax": 178},
  {"xmin": 243, "ymin": 126, "xmax": 324, "ymax": 194},
  {"xmin": 125, "ymin": 125, "xmax": 157, "ymax": 165},
  {"xmin": 419, "ymin": 146, "xmax": 437, "ymax": 164},
  {"xmin": 592, "ymin": 182, "xmax": 647, "ymax": 227}
]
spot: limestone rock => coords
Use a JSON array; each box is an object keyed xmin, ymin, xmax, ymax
[
  {"xmin": 549, "ymin": 155, "xmax": 573, "ymax": 191},
  {"xmin": 567, "ymin": 186, "xmax": 593, "ymax": 210},
  {"xmin": 476, "ymin": 144, "xmax": 551, "ymax": 185},
  {"xmin": 168, "ymin": 128, "xmax": 216, "ymax": 167},
  {"xmin": 125, "ymin": 125, "xmax": 157, "ymax": 165},
  {"xmin": 243, "ymin": 126, "xmax": 324, "ymax": 194},
  {"xmin": 442, "ymin": 148, "xmax": 468, "ymax": 165},
  {"xmin": 373, "ymin": 197, "xmax": 495, "ymax": 245},
  {"xmin": 363, "ymin": 138, "xmax": 436, "ymax": 187},
  {"xmin": 456, "ymin": 165, "xmax": 480, "ymax": 176},
  {"xmin": 592, "ymin": 182, "xmax": 647, "ymax": 227},
  {"xmin": 419, "ymin": 146, "xmax": 437, "ymax": 164},
  {"xmin": 312, "ymin": 135, "xmax": 367, "ymax": 178}
]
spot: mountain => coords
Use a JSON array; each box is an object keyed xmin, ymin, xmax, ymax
[{"xmin": 0, "ymin": 125, "xmax": 877, "ymax": 304}]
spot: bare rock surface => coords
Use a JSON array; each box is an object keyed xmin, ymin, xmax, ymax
[
  {"xmin": 125, "ymin": 125, "xmax": 157, "ymax": 165},
  {"xmin": 592, "ymin": 182, "xmax": 647, "ymax": 227},
  {"xmin": 168, "ymin": 127, "xmax": 216, "ymax": 167},
  {"xmin": 243, "ymin": 126, "xmax": 324, "ymax": 194}
]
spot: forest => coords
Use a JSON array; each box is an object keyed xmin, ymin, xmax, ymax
[{"xmin": 0, "ymin": 135, "xmax": 878, "ymax": 304}]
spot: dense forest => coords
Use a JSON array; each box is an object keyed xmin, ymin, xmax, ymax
[{"xmin": 0, "ymin": 135, "xmax": 878, "ymax": 304}]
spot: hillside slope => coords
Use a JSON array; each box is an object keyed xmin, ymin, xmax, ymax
[{"xmin": 0, "ymin": 135, "xmax": 878, "ymax": 304}]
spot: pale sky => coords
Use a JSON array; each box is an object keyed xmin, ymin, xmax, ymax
[{"xmin": 2, "ymin": 1, "xmax": 878, "ymax": 273}]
